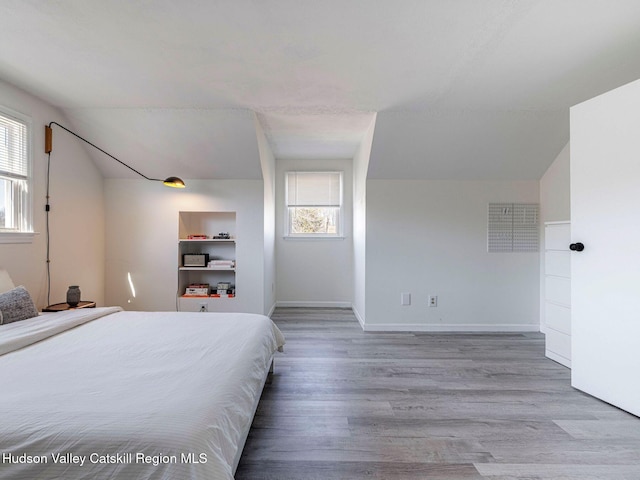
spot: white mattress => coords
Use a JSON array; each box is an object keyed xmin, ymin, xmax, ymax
[{"xmin": 0, "ymin": 307, "xmax": 285, "ymax": 480}]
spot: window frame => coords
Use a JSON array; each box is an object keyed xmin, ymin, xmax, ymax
[
  {"xmin": 284, "ymin": 171, "xmax": 344, "ymax": 239},
  {"xmin": 0, "ymin": 105, "xmax": 34, "ymax": 244}
]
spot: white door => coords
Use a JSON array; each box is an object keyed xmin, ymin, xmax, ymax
[{"xmin": 570, "ymin": 79, "xmax": 640, "ymax": 416}]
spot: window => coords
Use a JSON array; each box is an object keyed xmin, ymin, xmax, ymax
[
  {"xmin": 0, "ymin": 106, "xmax": 33, "ymax": 242},
  {"xmin": 285, "ymin": 171, "xmax": 343, "ymax": 237}
]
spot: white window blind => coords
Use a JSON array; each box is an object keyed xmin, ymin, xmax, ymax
[
  {"xmin": 286, "ymin": 172, "xmax": 342, "ymax": 207},
  {"xmin": 0, "ymin": 114, "xmax": 28, "ymax": 180},
  {"xmin": 0, "ymin": 106, "xmax": 32, "ymax": 239},
  {"xmin": 285, "ymin": 171, "xmax": 343, "ymax": 237}
]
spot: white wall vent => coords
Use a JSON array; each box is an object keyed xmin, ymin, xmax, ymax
[{"xmin": 488, "ymin": 203, "xmax": 539, "ymax": 252}]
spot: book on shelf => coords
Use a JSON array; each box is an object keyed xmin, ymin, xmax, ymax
[
  {"xmin": 184, "ymin": 283, "xmax": 210, "ymax": 296},
  {"xmin": 207, "ymin": 259, "xmax": 235, "ymax": 269},
  {"xmin": 213, "ymin": 284, "xmax": 235, "ymax": 298}
]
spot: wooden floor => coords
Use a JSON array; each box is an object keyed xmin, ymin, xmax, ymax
[{"xmin": 236, "ymin": 308, "xmax": 640, "ymax": 480}]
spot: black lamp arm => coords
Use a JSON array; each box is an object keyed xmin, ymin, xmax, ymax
[{"xmin": 46, "ymin": 121, "xmax": 161, "ymax": 182}]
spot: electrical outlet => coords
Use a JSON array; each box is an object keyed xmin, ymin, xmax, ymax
[
  {"xmin": 401, "ymin": 292, "xmax": 411, "ymax": 306},
  {"xmin": 429, "ymin": 295, "xmax": 438, "ymax": 307},
  {"xmin": 199, "ymin": 303, "xmax": 208, "ymax": 312}
]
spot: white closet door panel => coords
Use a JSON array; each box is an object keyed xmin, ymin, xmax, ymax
[
  {"xmin": 546, "ymin": 330, "xmax": 571, "ymax": 365},
  {"xmin": 545, "ymin": 223, "xmax": 571, "ymax": 250},
  {"xmin": 545, "ymin": 276, "xmax": 571, "ymax": 307},
  {"xmin": 545, "ymin": 302, "xmax": 571, "ymax": 335},
  {"xmin": 545, "ymin": 251, "xmax": 571, "ymax": 278}
]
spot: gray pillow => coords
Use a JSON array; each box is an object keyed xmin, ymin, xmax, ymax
[{"xmin": 0, "ymin": 286, "xmax": 39, "ymax": 325}]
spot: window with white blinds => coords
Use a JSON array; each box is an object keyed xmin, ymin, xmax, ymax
[
  {"xmin": 0, "ymin": 106, "xmax": 32, "ymax": 238},
  {"xmin": 285, "ymin": 171, "xmax": 343, "ymax": 237}
]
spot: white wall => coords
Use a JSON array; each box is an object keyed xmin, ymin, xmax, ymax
[
  {"xmin": 539, "ymin": 142, "xmax": 571, "ymax": 332},
  {"xmin": 0, "ymin": 79, "xmax": 105, "ymax": 308},
  {"xmin": 275, "ymin": 158, "xmax": 354, "ymax": 307},
  {"xmin": 255, "ymin": 115, "xmax": 277, "ymax": 315},
  {"xmin": 352, "ymin": 116, "xmax": 376, "ymax": 325},
  {"xmin": 365, "ymin": 180, "xmax": 540, "ymax": 331},
  {"xmin": 540, "ymin": 143, "xmax": 570, "ymax": 223},
  {"xmin": 105, "ymin": 179, "xmax": 266, "ymax": 313}
]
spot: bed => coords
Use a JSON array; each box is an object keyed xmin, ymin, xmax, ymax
[{"xmin": 0, "ymin": 281, "xmax": 284, "ymax": 480}]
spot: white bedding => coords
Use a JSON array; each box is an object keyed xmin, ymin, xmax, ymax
[{"xmin": 0, "ymin": 308, "xmax": 285, "ymax": 480}]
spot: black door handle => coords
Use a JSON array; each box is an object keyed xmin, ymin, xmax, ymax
[{"xmin": 570, "ymin": 242, "xmax": 585, "ymax": 252}]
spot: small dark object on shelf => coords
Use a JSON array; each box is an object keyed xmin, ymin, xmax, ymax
[
  {"xmin": 213, "ymin": 232, "xmax": 231, "ymax": 239},
  {"xmin": 66, "ymin": 285, "xmax": 81, "ymax": 307}
]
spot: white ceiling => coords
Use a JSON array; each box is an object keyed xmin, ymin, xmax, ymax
[{"xmin": 1, "ymin": 0, "xmax": 640, "ymax": 180}]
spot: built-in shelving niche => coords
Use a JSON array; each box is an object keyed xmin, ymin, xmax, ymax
[{"xmin": 177, "ymin": 211, "xmax": 237, "ymax": 312}]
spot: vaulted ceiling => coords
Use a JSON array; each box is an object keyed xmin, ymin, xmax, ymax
[{"xmin": 2, "ymin": 1, "xmax": 640, "ymax": 180}]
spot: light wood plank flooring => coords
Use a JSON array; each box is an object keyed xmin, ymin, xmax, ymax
[{"xmin": 236, "ymin": 308, "xmax": 640, "ymax": 479}]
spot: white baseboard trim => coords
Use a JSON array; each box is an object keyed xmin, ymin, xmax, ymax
[
  {"xmin": 545, "ymin": 349, "xmax": 572, "ymax": 368},
  {"xmin": 362, "ymin": 323, "xmax": 541, "ymax": 333},
  {"xmin": 352, "ymin": 306, "xmax": 365, "ymax": 329},
  {"xmin": 276, "ymin": 301, "xmax": 353, "ymax": 309},
  {"xmin": 266, "ymin": 302, "xmax": 277, "ymax": 318}
]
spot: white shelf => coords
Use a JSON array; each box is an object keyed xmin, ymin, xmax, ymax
[
  {"xmin": 179, "ymin": 238, "xmax": 235, "ymax": 243},
  {"xmin": 181, "ymin": 295, "xmax": 236, "ymax": 299},
  {"xmin": 176, "ymin": 211, "xmax": 238, "ymax": 312},
  {"xmin": 178, "ymin": 211, "xmax": 237, "ymax": 312},
  {"xmin": 178, "ymin": 295, "xmax": 236, "ymax": 312},
  {"xmin": 179, "ymin": 267, "xmax": 235, "ymax": 271}
]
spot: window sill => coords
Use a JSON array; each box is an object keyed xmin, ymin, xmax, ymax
[
  {"xmin": 283, "ymin": 235, "xmax": 346, "ymax": 241},
  {"xmin": 0, "ymin": 232, "xmax": 36, "ymax": 244}
]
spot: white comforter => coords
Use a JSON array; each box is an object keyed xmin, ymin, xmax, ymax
[{"xmin": 0, "ymin": 308, "xmax": 285, "ymax": 480}]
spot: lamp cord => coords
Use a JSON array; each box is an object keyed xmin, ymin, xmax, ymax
[{"xmin": 45, "ymin": 150, "xmax": 51, "ymax": 306}]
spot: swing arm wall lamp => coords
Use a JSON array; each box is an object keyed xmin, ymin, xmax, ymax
[{"xmin": 44, "ymin": 122, "xmax": 185, "ymax": 188}]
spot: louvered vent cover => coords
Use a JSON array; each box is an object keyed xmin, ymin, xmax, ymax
[{"xmin": 488, "ymin": 203, "xmax": 539, "ymax": 252}]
